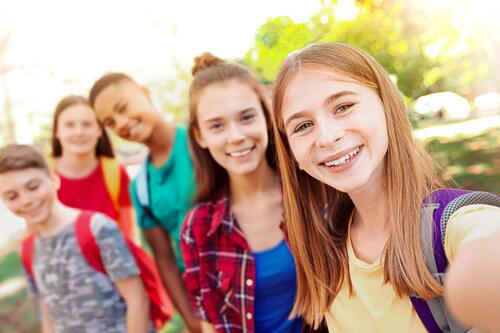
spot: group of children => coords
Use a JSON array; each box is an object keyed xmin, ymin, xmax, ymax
[{"xmin": 0, "ymin": 42, "xmax": 499, "ymax": 333}]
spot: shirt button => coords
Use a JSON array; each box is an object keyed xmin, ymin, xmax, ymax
[
  {"xmin": 246, "ymin": 279, "xmax": 253, "ymax": 286},
  {"xmin": 246, "ymin": 312, "xmax": 253, "ymax": 320}
]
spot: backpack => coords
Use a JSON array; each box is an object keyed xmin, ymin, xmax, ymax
[
  {"xmin": 413, "ymin": 189, "xmax": 500, "ymax": 333},
  {"xmin": 20, "ymin": 211, "xmax": 173, "ymax": 329},
  {"xmin": 135, "ymin": 159, "xmax": 162, "ymax": 224},
  {"xmin": 48, "ymin": 156, "xmax": 138, "ymax": 241}
]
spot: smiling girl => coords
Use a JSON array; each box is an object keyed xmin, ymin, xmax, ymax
[
  {"xmin": 271, "ymin": 43, "xmax": 500, "ymax": 332},
  {"xmin": 180, "ymin": 53, "xmax": 304, "ymax": 333},
  {"xmin": 51, "ymin": 95, "xmax": 137, "ymax": 241}
]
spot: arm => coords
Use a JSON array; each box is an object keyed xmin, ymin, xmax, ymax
[
  {"xmin": 443, "ymin": 205, "xmax": 500, "ymax": 331},
  {"xmin": 445, "ymin": 230, "xmax": 500, "ymax": 332},
  {"xmin": 201, "ymin": 320, "xmax": 216, "ymax": 333},
  {"xmin": 39, "ymin": 300, "xmax": 55, "ymax": 333},
  {"xmin": 115, "ymin": 276, "xmax": 150, "ymax": 333},
  {"xmin": 144, "ymin": 226, "xmax": 201, "ymax": 333},
  {"xmin": 180, "ymin": 209, "xmax": 210, "ymax": 324}
]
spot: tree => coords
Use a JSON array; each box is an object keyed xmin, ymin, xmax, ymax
[{"xmin": 244, "ymin": 0, "xmax": 495, "ymax": 99}]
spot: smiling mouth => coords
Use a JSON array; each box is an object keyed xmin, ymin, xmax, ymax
[
  {"xmin": 227, "ymin": 146, "xmax": 255, "ymax": 158},
  {"xmin": 322, "ymin": 146, "xmax": 362, "ymax": 167}
]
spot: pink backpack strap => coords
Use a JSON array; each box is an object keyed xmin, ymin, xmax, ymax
[
  {"xmin": 75, "ymin": 211, "xmax": 106, "ymax": 274},
  {"xmin": 20, "ymin": 234, "xmax": 36, "ymax": 280}
]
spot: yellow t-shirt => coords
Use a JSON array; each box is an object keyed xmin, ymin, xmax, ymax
[{"xmin": 325, "ymin": 204, "xmax": 500, "ymax": 332}]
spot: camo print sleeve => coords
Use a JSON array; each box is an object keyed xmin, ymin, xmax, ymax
[{"xmin": 90, "ymin": 213, "xmax": 139, "ymax": 281}]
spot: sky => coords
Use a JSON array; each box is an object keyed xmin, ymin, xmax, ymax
[{"xmin": 0, "ymin": 0, "xmax": 322, "ymax": 143}]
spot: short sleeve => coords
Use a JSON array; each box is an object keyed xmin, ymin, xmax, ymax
[
  {"xmin": 444, "ymin": 204, "xmax": 500, "ymax": 261},
  {"xmin": 90, "ymin": 213, "xmax": 140, "ymax": 281},
  {"xmin": 118, "ymin": 165, "xmax": 132, "ymax": 206}
]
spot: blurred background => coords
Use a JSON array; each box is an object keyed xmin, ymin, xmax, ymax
[{"xmin": 1, "ymin": 0, "xmax": 499, "ymax": 331}]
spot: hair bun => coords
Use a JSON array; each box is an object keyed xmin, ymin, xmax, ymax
[{"xmin": 192, "ymin": 52, "xmax": 225, "ymax": 76}]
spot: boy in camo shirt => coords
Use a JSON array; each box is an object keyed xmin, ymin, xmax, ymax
[{"xmin": 0, "ymin": 144, "xmax": 153, "ymax": 333}]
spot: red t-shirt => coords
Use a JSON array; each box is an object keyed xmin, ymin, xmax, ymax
[{"xmin": 57, "ymin": 160, "xmax": 132, "ymax": 221}]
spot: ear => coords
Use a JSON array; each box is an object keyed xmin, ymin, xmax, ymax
[
  {"xmin": 141, "ymin": 86, "xmax": 153, "ymax": 102},
  {"xmin": 193, "ymin": 126, "xmax": 208, "ymax": 149}
]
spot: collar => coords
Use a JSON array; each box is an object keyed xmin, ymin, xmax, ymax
[{"xmin": 207, "ymin": 190, "xmax": 234, "ymax": 237}]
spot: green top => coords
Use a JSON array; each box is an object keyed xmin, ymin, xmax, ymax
[{"xmin": 130, "ymin": 125, "xmax": 196, "ymax": 271}]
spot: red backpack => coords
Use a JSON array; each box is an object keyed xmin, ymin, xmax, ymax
[{"xmin": 20, "ymin": 211, "xmax": 172, "ymax": 329}]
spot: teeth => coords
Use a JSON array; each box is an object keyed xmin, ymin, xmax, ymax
[
  {"xmin": 229, "ymin": 148, "xmax": 252, "ymax": 157},
  {"xmin": 324, "ymin": 147, "xmax": 360, "ymax": 167}
]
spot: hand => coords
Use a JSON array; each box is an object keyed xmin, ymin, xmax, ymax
[{"xmin": 201, "ymin": 320, "xmax": 216, "ymax": 333}]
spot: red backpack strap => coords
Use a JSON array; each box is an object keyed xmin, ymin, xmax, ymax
[
  {"xmin": 74, "ymin": 211, "xmax": 106, "ymax": 274},
  {"xmin": 20, "ymin": 234, "xmax": 36, "ymax": 280}
]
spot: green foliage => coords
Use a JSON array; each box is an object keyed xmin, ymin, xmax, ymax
[
  {"xmin": 150, "ymin": 57, "xmax": 192, "ymax": 122},
  {"xmin": 244, "ymin": 0, "xmax": 494, "ymax": 99}
]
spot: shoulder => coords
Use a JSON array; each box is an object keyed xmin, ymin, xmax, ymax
[
  {"xmin": 181, "ymin": 197, "xmax": 224, "ymax": 240},
  {"xmin": 183, "ymin": 201, "xmax": 215, "ymax": 232},
  {"xmin": 89, "ymin": 212, "xmax": 120, "ymax": 236}
]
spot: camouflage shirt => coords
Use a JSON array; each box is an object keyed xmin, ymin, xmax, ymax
[{"xmin": 26, "ymin": 213, "xmax": 154, "ymax": 333}]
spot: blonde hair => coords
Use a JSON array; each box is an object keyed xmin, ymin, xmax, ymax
[{"xmin": 271, "ymin": 43, "xmax": 442, "ymax": 327}]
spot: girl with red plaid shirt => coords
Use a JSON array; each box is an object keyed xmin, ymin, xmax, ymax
[{"xmin": 180, "ymin": 53, "xmax": 304, "ymax": 333}]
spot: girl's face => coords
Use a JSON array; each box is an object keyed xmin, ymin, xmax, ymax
[
  {"xmin": 56, "ymin": 104, "xmax": 102, "ymax": 156},
  {"xmin": 281, "ymin": 69, "xmax": 389, "ymax": 195},
  {"xmin": 94, "ymin": 81, "xmax": 157, "ymax": 143},
  {"xmin": 194, "ymin": 80, "xmax": 269, "ymax": 178},
  {"xmin": 0, "ymin": 168, "xmax": 55, "ymax": 226}
]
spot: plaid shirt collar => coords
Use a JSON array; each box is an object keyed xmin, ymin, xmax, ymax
[
  {"xmin": 206, "ymin": 190, "xmax": 287, "ymax": 243},
  {"xmin": 206, "ymin": 190, "xmax": 250, "ymax": 249}
]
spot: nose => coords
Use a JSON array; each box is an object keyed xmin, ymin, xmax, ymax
[
  {"xmin": 19, "ymin": 192, "xmax": 35, "ymax": 210},
  {"xmin": 315, "ymin": 115, "xmax": 345, "ymax": 148},
  {"xmin": 227, "ymin": 122, "xmax": 245, "ymax": 144},
  {"xmin": 115, "ymin": 114, "xmax": 129, "ymax": 137}
]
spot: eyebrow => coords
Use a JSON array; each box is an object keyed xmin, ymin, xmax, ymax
[
  {"xmin": 284, "ymin": 90, "xmax": 357, "ymax": 128},
  {"xmin": 113, "ymin": 99, "xmax": 126, "ymax": 112},
  {"xmin": 323, "ymin": 90, "xmax": 357, "ymax": 108},
  {"xmin": 203, "ymin": 107, "xmax": 256, "ymax": 124}
]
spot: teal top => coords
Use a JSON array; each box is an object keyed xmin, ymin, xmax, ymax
[{"xmin": 130, "ymin": 125, "xmax": 196, "ymax": 271}]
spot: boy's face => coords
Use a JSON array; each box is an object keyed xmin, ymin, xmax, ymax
[
  {"xmin": 93, "ymin": 81, "xmax": 158, "ymax": 144},
  {"xmin": 0, "ymin": 168, "xmax": 56, "ymax": 226}
]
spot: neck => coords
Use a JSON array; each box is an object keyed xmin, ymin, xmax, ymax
[
  {"xmin": 229, "ymin": 161, "xmax": 278, "ymax": 203},
  {"xmin": 349, "ymin": 173, "xmax": 389, "ymax": 235},
  {"xmin": 34, "ymin": 203, "xmax": 77, "ymax": 238},
  {"xmin": 57, "ymin": 152, "xmax": 98, "ymax": 178},
  {"xmin": 146, "ymin": 119, "xmax": 175, "ymax": 159}
]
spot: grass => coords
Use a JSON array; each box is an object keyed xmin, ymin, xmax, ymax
[
  {"xmin": 0, "ymin": 121, "xmax": 498, "ymax": 332},
  {"xmin": 423, "ymin": 127, "xmax": 500, "ymax": 193}
]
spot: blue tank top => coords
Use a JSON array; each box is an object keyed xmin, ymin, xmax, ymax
[{"xmin": 253, "ymin": 240, "xmax": 302, "ymax": 333}]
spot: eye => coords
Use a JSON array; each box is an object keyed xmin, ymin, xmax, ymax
[
  {"xmin": 335, "ymin": 104, "xmax": 353, "ymax": 114},
  {"xmin": 27, "ymin": 180, "xmax": 41, "ymax": 191},
  {"xmin": 241, "ymin": 113, "xmax": 255, "ymax": 122},
  {"xmin": 294, "ymin": 121, "xmax": 313, "ymax": 133},
  {"xmin": 4, "ymin": 192, "xmax": 18, "ymax": 201},
  {"xmin": 103, "ymin": 118, "xmax": 114, "ymax": 127},
  {"xmin": 209, "ymin": 122, "xmax": 224, "ymax": 131},
  {"xmin": 82, "ymin": 121, "xmax": 94, "ymax": 128},
  {"xmin": 117, "ymin": 102, "xmax": 127, "ymax": 114},
  {"xmin": 63, "ymin": 121, "xmax": 74, "ymax": 128}
]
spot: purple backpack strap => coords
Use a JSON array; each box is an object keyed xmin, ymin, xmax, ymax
[{"xmin": 411, "ymin": 189, "xmax": 500, "ymax": 333}]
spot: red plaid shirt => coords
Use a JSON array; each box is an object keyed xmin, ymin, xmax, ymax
[{"xmin": 181, "ymin": 191, "xmax": 284, "ymax": 333}]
